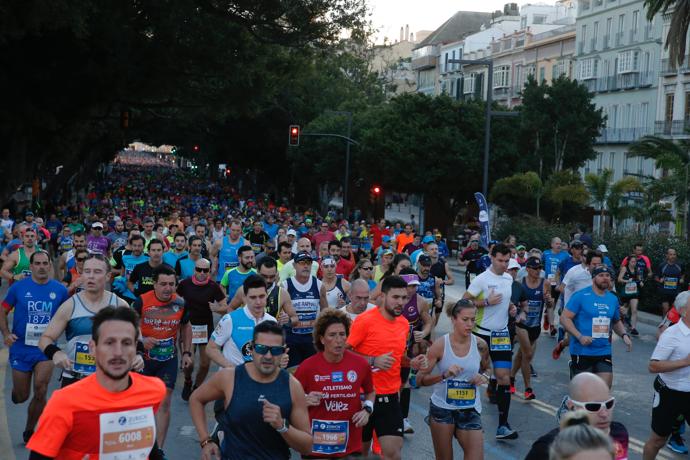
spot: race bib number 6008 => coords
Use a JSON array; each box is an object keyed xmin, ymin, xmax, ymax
[{"xmin": 100, "ymin": 407, "xmax": 156, "ymax": 460}]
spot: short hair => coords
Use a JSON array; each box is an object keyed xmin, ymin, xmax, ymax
[
  {"xmin": 585, "ymin": 250, "xmax": 603, "ymax": 265},
  {"xmin": 633, "ymin": 242, "xmax": 644, "ymax": 249},
  {"xmin": 129, "ymin": 234, "xmax": 145, "ymax": 245},
  {"xmin": 72, "ymin": 230, "xmax": 86, "ymax": 239},
  {"xmin": 399, "ymin": 267, "xmax": 417, "ymax": 276},
  {"xmin": 229, "ymin": 219, "xmax": 242, "ymax": 227},
  {"xmin": 278, "ymin": 241, "xmax": 292, "ymax": 252},
  {"xmin": 188, "ymin": 235, "xmax": 202, "ymax": 246},
  {"xmin": 340, "ymin": 236, "xmax": 351, "ymax": 244},
  {"xmin": 148, "ymin": 238, "xmax": 165, "ymax": 250},
  {"xmin": 550, "ymin": 418, "xmax": 615, "ymax": 460},
  {"xmin": 152, "ymin": 264, "xmax": 176, "ymax": 282},
  {"xmin": 446, "ymin": 299, "xmax": 476, "ymax": 318},
  {"xmin": 328, "ymin": 239, "xmax": 342, "ymax": 249},
  {"xmin": 491, "ymin": 243, "xmax": 511, "ymax": 257},
  {"xmin": 252, "ymin": 320, "xmax": 285, "ymax": 343},
  {"xmin": 381, "ymin": 275, "xmax": 408, "ymax": 293},
  {"xmin": 92, "ymin": 306, "xmax": 140, "ymax": 344},
  {"xmin": 243, "ymin": 274, "xmax": 267, "ymax": 295},
  {"xmin": 195, "ymin": 223, "xmax": 206, "ymax": 230},
  {"xmin": 238, "ymin": 245, "xmax": 254, "ymax": 257},
  {"xmin": 313, "ymin": 308, "xmax": 351, "ymax": 352},
  {"xmin": 173, "ymin": 232, "xmax": 187, "ymax": 240},
  {"xmin": 30, "ymin": 250, "xmax": 50, "ymax": 264},
  {"xmin": 258, "ymin": 256, "xmax": 277, "ymax": 271}
]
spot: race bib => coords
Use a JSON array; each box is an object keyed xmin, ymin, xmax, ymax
[
  {"xmin": 292, "ymin": 312, "xmax": 317, "ymax": 334},
  {"xmin": 149, "ymin": 337, "xmax": 174, "ymax": 361},
  {"xmin": 311, "ymin": 419, "xmax": 349, "ymax": 455},
  {"xmin": 624, "ymin": 281, "xmax": 637, "ymax": 295},
  {"xmin": 21, "ymin": 270, "xmax": 32, "ymax": 277},
  {"xmin": 446, "ymin": 380, "xmax": 476, "ymax": 408},
  {"xmin": 24, "ymin": 323, "xmax": 47, "ymax": 347},
  {"xmin": 664, "ymin": 277, "xmax": 678, "ymax": 290},
  {"xmin": 224, "ymin": 261, "xmax": 238, "ymax": 271},
  {"xmin": 592, "ymin": 317, "xmax": 611, "ymax": 339},
  {"xmin": 74, "ymin": 341, "xmax": 96, "ymax": 375},
  {"xmin": 526, "ymin": 300, "xmax": 542, "ymax": 318},
  {"xmin": 100, "ymin": 407, "xmax": 156, "ymax": 460},
  {"xmin": 191, "ymin": 325, "xmax": 208, "ymax": 344},
  {"xmin": 490, "ymin": 329, "xmax": 511, "ymax": 351}
]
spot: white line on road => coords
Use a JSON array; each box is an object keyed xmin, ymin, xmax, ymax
[{"xmin": 0, "ymin": 348, "xmax": 17, "ymax": 460}]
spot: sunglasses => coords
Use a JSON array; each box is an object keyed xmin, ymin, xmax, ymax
[
  {"xmin": 76, "ymin": 257, "xmax": 88, "ymax": 262},
  {"xmin": 195, "ymin": 267, "xmax": 210, "ymax": 273},
  {"xmin": 360, "ymin": 266, "xmax": 374, "ymax": 271},
  {"xmin": 252, "ymin": 343, "xmax": 286, "ymax": 356},
  {"xmin": 570, "ymin": 397, "xmax": 615, "ymax": 412}
]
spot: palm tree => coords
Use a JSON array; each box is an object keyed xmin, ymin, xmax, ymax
[
  {"xmin": 585, "ymin": 170, "xmax": 642, "ymax": 234},
  {"xmin": 629, "ymin": 134, "xmax": 690, "ymax": 235},
  {"xmin": 645, "ymin": 0, "xmax": 690, "ymax": 67}
]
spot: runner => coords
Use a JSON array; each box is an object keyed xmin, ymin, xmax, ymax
[
  {"xmin": 415, "ymin": 254, "xmax": 442, "ymax": 326},
  {"xmin": 86, "ymin": 221, "xmax": 111, "ymax": 256},
  {"xmin": 462, "ymin": 243, "xmax": 518, "ymax": 439},
  {"xmin": 162, "ymin": 232, "xmax": 189, "ymax": 268},
  {"xmin": 61, "ymin": 248, "xmax": 89, "ymax": 295},
  {"xmin": 0, "ymin": 227, "xmax": 38, "ymax": 284},
  {"xmin": 559, "ymin": 266, "xmax": 632, "ymax": 388},
  {"xmin": 220, "ymin": 245, "xmax": 257, "ymax": 299},
  {"xmin": 617, "ymin": 254, "xmax": 643, "ymax": 336},
  {"xmin": 328, "ymin": 239, "xmax": 354, "ymax": 278},
  {"xmin": 654, "ymin": 248, "xmax": 683, "ymax": 317},
  {"xmin": 374, "ymin": 248, "xmax": 394, "ymax": 282},
  {"xmin": 211, "ymin": 219, "xmax": 249, "ymax": 282},
  {"xmin": 27, "ymin": 306, "xmax": 167, "ymax": 460},
  {"xmin": 133, "ymin": 264, "xmax": 192, "ymax": 451},
  {"xmin": 321, "ymin": 255, "xmax": 350, "ymax": 309},
  {"xmin": 283, "ymin": 251, "xmax": 328, "ymax": 367},
  {"xmin": 511, "ymin": 256, "xmax": 553, "ymax": 400},
  {"xmin": 106, "ymin": 218, "xmax": 129, "ymax": 253},
  {"xmin": 279, "ymin": 237, "xmax": 319, "ymax": 281},
  {"xmin": 246, "ymin": 220, "xmax": 270, "ymax": 255},
  {"xmin": 176, "ymin": 257, "xmax": 227, "ymax": 401},
  {"xmin": 276, "ymin": 241, "xmax": 293, "ymax": 273},
  {"xmin": 189, "ymin": 320, "xmax": 313, "ymax": 459},
  {"xmin": 111, "ymin": 234, "xmax": 149, "ymax": 303},
  {"xmin": 542, "ymin": 237, "xmax": 568, "ymax": 335},
  {"xmin": 175, "ymin": 235, "xmax": 204, "ymax": 280},
  {"xmin": 39, "ymin": 254, "xmax": 131, "ymax": 387},
  {"xmin": 58, "ymin": 230, "xmax": 86, "ymax": 280},
  {"xmin": 128, "ymin": 238, "xmax": 166, "ymax": 297},
  {"xmin": 350, "ymin": 258, "xmax": 377, "ymax": 291},
  {"xmin": 0, "ymin": 250, "xmax": 69, "ymax": 443},
  {"xmin": 294, "ymin": 308, "xmax": 376, "ymax": 458},
  {"xmin": 347, "ymin": 275, "xmax": 428, "ymax": 460},
  {"xmin": 417, "ymin": 299, "xmax": 491, "ymax": 460},
  {"xmin": 343, "ymin": 279, "xmax": 376, "ymax": 320}
]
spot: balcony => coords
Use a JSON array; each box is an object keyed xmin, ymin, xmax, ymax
[
  {"xmin": 603, "ymin": 34, "xmax": 610, "ymax": 49},
  {"xmin": 596, "ymin": 71, "xmax": 657, "ymax": 92},
  {"xmin": 493, "ymin": 87, "xmax": 511, "ymax": 99},
  {"xmin": 629, "ymin": 29, "xmax": 638, "ymax": 43},
  {"xmin": 661, "ymin": 56, "xmax": 690, "ymax": 75},
  {"xmin": 644, "ymin": 24, "xmax": 653, "ymax": 40},
  {"xmin": 411, "ymin": 54, "xmax": 437, "ymax": 71},
  {"xmin": 615, "ymin": 32, "xmax": 624, "ymax": 47},
  {"xmin": 596, "ymin": 127, "xmax": 652, "ymax": 144},
  {"xmin": 654, "ymin": 120, "xmax": 690, "ymax": 136}
]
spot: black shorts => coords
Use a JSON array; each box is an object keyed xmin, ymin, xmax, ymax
[
  {"xmin": 362, "ymin": 394, "xmax": 404, "ymax": 441},
  {"xmin": 143, "ymin": 355, "xmax": 178, "ymax": 389},
  {"xmin": 651, "ymin": 376, "xmax": 690, "ymax": 437},
  {"xmin": 516, "ymin": 323, "xmax": 541, "ymax": 342},
  {"xmin": 569, "ymin": 355, "xmax": 612, "ymax": 378},
  {"xmin": 473, "ymin": 331, "xmax": 513, "ymax": 369},
  {"xmin": 550, "ymin": 285, "xmax": 560, "ymax": 304}
]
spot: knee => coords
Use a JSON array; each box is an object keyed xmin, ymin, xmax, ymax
[
  {"xmin": 12, "ymin": 389, "xmax": 30, "ymax": 404},
  {"xmin": 33, "ymin": 384, "xmax": 49, "ymax": 401},
  {"xmin": 523, "ymin": 349, "xmax": 534, "ymax": 361}
]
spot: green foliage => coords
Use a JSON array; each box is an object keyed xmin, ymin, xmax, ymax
[
  {"xmin": 490, "ymin": 171, "xmax": 542, "ymax": 216},
  {"xmin": 542, "ymin": 170, "xmax": 590, "ymax": 219},
  {"xmin": 644, "ymin": 0, "xmax": 690, "ymax": 67}
]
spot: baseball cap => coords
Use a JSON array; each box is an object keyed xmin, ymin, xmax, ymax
[
  {"xmin": 516, "ymin": 244, "xmax": 526, "ymax": 251},
  {"xmin": 382, "ymin": 248, "xmax": 394, "ymax": 256},
  {"xmin": 25, "ymin": 211, "xmax": 34, "ymax": 217},
  {"xmin": 92, "ymin": 222, "xmax": 104, "ymax": 229},
  {"xmin": 570, "ymin": 240, "xmax": 584, "ymax": 248},
  {"xmin": 591, "ymin": 265, "xmax": 611, "ymax": 278},
  {"xmin": 286, "ymin": 229, "xmax": 297, "ymax": 237},
  {"xmin": 418, "ymin": 254, "xmax": 432, "ymax": 266},
  {"xmin": 305, "ymin": 218, "xmax": 312, "ymax": 224},
  {"xmin": 422, "ymin": 235, "xmax": 435, "ymax": 244},
  {"xmin": 597, "ymin": 244, "xmax": 609, "ymax": 253},
  {"xmin": 321, "ymin": 256, "xmax": 336, "ymax": 267},
  {"xmin": 526, "ymin": 256, "xmax": 542, "ymax": 269},
  {"xmin": 508, "ymin": 259, "xmax": 521, "ymax": 270},
  {"xmin": 382, "ymin": 235, "xmax": 392, "ymax": 243},
  {"xmin": 294, "ymin": 251, "xmax": 313, "ymax": 263},
  {"xmin": 401, "ymin": 273, "xmax": 420, "ymax": 285}
]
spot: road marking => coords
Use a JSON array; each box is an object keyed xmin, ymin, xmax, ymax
[{"xmin": 0, "ymin": 347, "xmax": 16, "ymax": 460}]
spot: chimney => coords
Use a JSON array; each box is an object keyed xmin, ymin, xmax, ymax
[
  {"xmin": 405, "ymin": 24, "xmax": 410, "ymax": 41},
  {"xmin": 410, "ymin": 32, "xmax": 415, "ymax": 43},
  {"xmin": 400, "ymin": 26, "xmax": 404, "ymax": 42}
]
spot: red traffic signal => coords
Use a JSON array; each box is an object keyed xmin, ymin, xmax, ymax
[
  {"xmin": 289, "ymin": 125, "xmax": 300, "ymax": 146},
  {"xmin": 193, "ymin": 145, "xmax": 200, "ymax": 152},
  {"xmin": 372, "ymin": 185, "xmax": 381, "ymax": 194}
]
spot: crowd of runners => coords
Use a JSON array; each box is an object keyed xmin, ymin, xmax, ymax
[{"xmin": 0, "ymin": 153, "xmax": 689, "ymax": 459}]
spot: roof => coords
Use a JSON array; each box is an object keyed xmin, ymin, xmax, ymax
[{"xmin": 413, "ymin": 11, "xmax": 494, "ymax": 50}]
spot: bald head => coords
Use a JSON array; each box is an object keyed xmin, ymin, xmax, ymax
[
  {"xmin": 297, "ymin": 238, "xmax": 312, "ymax": 253},
  {"xmin": 195, "ymin": 258, "xmax": 211, "ymax": 269},
  {"xmin": 349, "ymin": 279, "xmax": 371, "ymax": 313},
  {"xmin": 568, "ymin": 372, "xmax": 613, "ymax": 432}
]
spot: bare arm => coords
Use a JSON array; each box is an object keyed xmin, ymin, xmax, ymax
[
  {"xmin": 444, "ymin": 262, "xmax": 455, "ymax": 285},
  {"xmin": 559, "ymin": 308, "xmax": 581, "ymax": 341},
  {"xmin": 189, "ymin": 368, "xmax": 233, "ymax": 457},
  {"xmin": 205, "ymin": 340, "xmax": 235, "ymax": 368},
  {"xmin": 0, "ymin": 252, "xmax": 18, "ymax": 282},
  {"xmin": 417, "ymin": 337, "xmax": 444, "ymax": 386},
  {"xmin": 284, "ymin": 376, "xmax": 313, "ymax": 455},
  {"xmin": 279, "ymin": 288, "xmax": 299, "ymax": 325},
  {"xmin": 650, "ymin": 355, "xmax": 690, "ymax": 373},
  {"xmin": 417, "ymin": 296, "xmax": 433, "ymax": 338},
  {"xmin": 227, "ymin": 288, "xmax": 244, "ymax": 312}
]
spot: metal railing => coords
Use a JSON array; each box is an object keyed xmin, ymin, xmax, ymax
[
  {"xmin": 592, "ymin": 71, "xmax": 657, "ymax": 92},
  {"xmin": 596, "ymin": 127, "xmax": 652, "ymax": 143},
  {"xmin": 654, "ymin": 120, "xmax": 690, "ymax": 135}
]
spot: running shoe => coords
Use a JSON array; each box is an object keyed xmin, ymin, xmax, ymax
[
  {"xmin": 552, "ymin": 340, "xmax": 565, "ymax": 360},
  {"xmin": 496, "ymin": 424, "xmax": 518, "ymax": 440},
  {"xmin": 667, "ymin": 434, "xmax": 688, "ymax": 454},
  {"xmin": 509, "ymin": 384, "xmax": 516, "ymax": 394},
  {"xmin": 403, "ymin": 418, "xmax": 414, "ymax": 434},
  {"xmin": 550, "ymin": 326, "xmax": 557, "ymax": 337},
  {"xmin": 524, "ymin": 388, "xmax": 536, "ymax": 400},
  {"xmin": 530, "ymin": 364, "xmax": 538, "ymax": 377},
  {"xmin": 630, "ymin": 328, "xmax": 639, "ymax": 336},
  {"xmin": 181, "ymin": 379, "xmax": 193, "ymax": 402},
  {"xmin": 22, "ymin": 429, "xmax": 33, "ymax": 444},
  {"xmin": 543, "ymin": 316, "xmax": 550, "ymax": 331}
]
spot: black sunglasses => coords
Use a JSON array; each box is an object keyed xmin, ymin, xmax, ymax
[
  {"xmin": 360, "ymin": 266, "xmax": 374, "ymax": 271},
  {"xmin": 76, "ymin": 257, "xmax": 88, "ymax": 262},
  {"xmin": 195, "ymin": 267, "xmax": 210, "ymax": 273},
  {"xmin": 252, "ymin": 343, "xmax": 286, "ymax": 356}
]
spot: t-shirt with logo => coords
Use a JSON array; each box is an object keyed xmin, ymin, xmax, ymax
[
  {"xmin": 132, "ymin": 291, "xmax": 189, "ymax": 362},
  {"xmin": 347, "ymin": 307, "xmax": 409, "ymax": 395},
  {"xmin": 566, "ymin": 286, "xmax": 620, "ymax": 357},
  {"xmin": 466, "ymin": 268, "xmax": 513, "ymax": 333},
  {"xmin": 210, "ymin": 307, "xmax": 277, "ymax": 366},
  {"xmin": 129, "ymin": 262, "xmax": 158, "ymax": 297},
  {"xmin": 294, "ymin": 351, "xmax": 373, "ymax": 457}
]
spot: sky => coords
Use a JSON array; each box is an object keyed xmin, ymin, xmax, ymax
[{"xmin": 368, "ymin": 0, "xmax": 555, "ymax": 44}]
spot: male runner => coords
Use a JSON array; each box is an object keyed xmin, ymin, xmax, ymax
[
  {"xmin": 86, "ymin": 221, "xmax": 111, "ymax": 256},
  {"xmin": 0, "ymin": 227, "xmax": 38, "ymax": 283},
  {"xmin": 654, "ymin": 248, "xmax": 684, "ymax": 316},
  {"xmin": 211, "ymin": 219, "xmax": 249, "ymax": 282},
  {"xmin": 111, "ymin": 234, "xmax": 149, "ymax": 303},
  {"xmin": 0, "ymin": 251, "xmax": 69, "ymax": 443},
  {"xmin": 343, "ymin": 279, "xmax": 376, "ymax": 320},
  {"xmin": 58, "ymin": 230, "xmax": 86, "ymax": 280},
  {"xmin": 128, "ymin": 238, "xmax": 166, "ymax": 297},
  {"xmin": 175, "ymin": 235, "xmax": 204, "ymax": 280},
  {"xmin": 163, "ymin": 232, "xmax": 189, "ymax": 268},
  {"xmin": 220, "ymin": 245, "xmax": 257, "ymax": 299}
]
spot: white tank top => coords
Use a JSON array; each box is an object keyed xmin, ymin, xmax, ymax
[{"xmin": 430, "ymin": 334, "xmax": 482, "ymax": 413}]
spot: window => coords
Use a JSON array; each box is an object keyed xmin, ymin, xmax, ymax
[
  {"xmin": 418, "ymin": 69, "xmax": 435, "ymax": 89},
  {"xmin": 493, "ymin": 65, "xmax": 511, "ymax": 88},
  {"xmin": 533, "ymin": 14, "xmax": 547, "ymax": 24},
  {"xmin": 609, "ymin": 152, "xmax": 615, "ymax": 170},
  {"xmin": 632, "ymin": 10, "xmax": 639, "ymax": 32},
  {"xmin": 539, "ymin": 66, "xmax": 546, "ymax": 82},
  {"xmin": 451, "ymin": 50, "xmax": 456, "ymax": 71},
  {"xmin": 685, "ymin": 93, "xmax": 690, "ymax": 120},
  {"xmin": 553, "ymin": 60, "xmax": 570, "ymax": 78},
  {"xmin": 597, "ymin": 152, "xmax": 603, "ymax": 173},
  {"xmin": 641, "ymin": 102, "xmax": 649, "ymax": 127},
  {"xmin": 463, "ymin": 73, "xmax": 476, "ymax": 94},
  {"xmin": 609, "ymin": 105, "xmax": 618, "ymax": 128},
  {"xmin": 624, "ymin": 152, "xmax": 630, "ymax": 173},
  {"xmin": 617, "ymin": 50, "xmax": 640, "ymax": 73},
  {"xmin": 580, "ymin": 58, "xmax": 598, "ymax": 79},
  {"xmin": 526, "ymin": 64, "xmax": 536, "ymax": 78},
  {"xmin": 593, "ymin": 21, "xmax": 599, "ymax": 40},
  {"xmin": 444, "ymin": 53, "xmax": 449, "ymax": 72},
  {"xmin": 618, "ymin": 14, "xmax": 625, "ymax": 34},
  {"xmin": 606, "ymin": 17, "xmax": 612, "ymax": 36},
  {"xmin": 637, "ymin": 156, "xmax": 643, "ymax": 175},
  {"xmin": 581, "ymin": 25, "xmax": 587, "ymax": 43},
  {"xmin": 515, "ymin": 65, "xmax": 523, "ymax": 88},
  {"xmin": 666, "ymin": 93, "xmax": 675, "ymax": 122},
  {"xmin": 521, "ymin": 16, "xmax": 527, "ymax": 29}
]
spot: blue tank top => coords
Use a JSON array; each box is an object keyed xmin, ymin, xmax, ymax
[
  {"xmin": 285, "ymin": 276, "xmax": 321, "ymax": 337},
  {"xmin": 220, "ymin": 364, "xmax": 292, "ymax": 460},
  {"xmin": 521, "ymin": 278, "xmax": 545, "ymax": 328},
  {"xmin": 417, "ymin": 275, "xmax": 435, "ymax": 302},
  {"xmin": 217, "ymin": 236, "xmax": 243, "ymax": 281},
  {"xmin": 229, "ymin": 307, "xmax": 259, "ymax": 362},
  {"xmin": 113, "ymin": 253, "xmax": 149, "ymax": 299}
]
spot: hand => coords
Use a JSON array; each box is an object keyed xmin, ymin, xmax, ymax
[
  {"xmin": 208, "ymin": 301, "xmax": 222, "ymax": 313},
  {"xmin": 53, "ymin": 350, "xmax": 73, "ymax": 370},
  {"xmin": 143, "ymin": 337, "xmax": 158, "ymax": 350},
  {"xmin": 262, "ymin": 399, "xmax": 284, "ymax": 430},
  {"xmin": 487, "ymin": 289, "xmax": 502, "ymax": 306},
  {"xmin": 201, "ymin": 440, "xmax": 220, "ymax": 460},
  {"xmin": 279, "ymin": 347, "xmax": 290, "ymax": 368},
  {"xmin": 182, "ymin": 354, "xmax": 193, "ymax": 369},
  {"xmin": 337, "ymin": 295, "xmax": 346, "ymax": 308},
  {"xmin": 277, "ymin": 311, "xmax": 290, "ymax": 326},
  {"xmin": 517, "ymin": 311, "xmax": 526, "ymax": 324},
  {"xmin": 410, "ymin": 354, "xmax": 428, "ymax": 371},
  {"xmin": 445, "ymin": 364, "xmax": 463, "ymax": 379},
  {"xmin": 373, "ymin": 352, "xmax": 395, "ymax": 370},
  {"xmin": 305, "ymin": 391, "xmax": 323, "ymax": 407},
  {"xmin": 131, "ymin": 354, "xmax": 145, "ymax": 372},
  {"xmin": 623, "ymin": 335, "xmax": 632, "ymax": 352},
  {"xmin": 352, "ymin": 409, "xmax": 370, "ymax": 428},
  {"xmin": 509, "ymin": 303, "xmax": 517, "ymax": 317},
  {"xmin": 413, "ymin": 330, "xmax": 426, "ymax": 343},
  {"xmin": 3, "ymin": 333, "xmax": 18, "ymax": 347},
  {"xmin": 468, "ymin": 373, "xmax": 489, "ymax": 386},
  {"xmin": 578, "ymin": 335, "xmax": 593, "ymax": 346}
]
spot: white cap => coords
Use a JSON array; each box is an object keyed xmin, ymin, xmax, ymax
[
  {"xmin": 597, "ymin": 244, "xmax": 608, "ymax": 253},
  {"xmin": 508, "ymin": 258, "xmax": 521, "ymax": 270},
  {"xmin": 286, "ymin": 229, "xmax": 297, "ymax": 237}
]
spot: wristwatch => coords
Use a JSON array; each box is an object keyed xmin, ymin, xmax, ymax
[
  {"xmin": 363, "ymin": 400, "xmax": 374, "ymax": 414},
  {"xmin": 276, "ymin": 418, "xmax": 289, "ymax": 433}
]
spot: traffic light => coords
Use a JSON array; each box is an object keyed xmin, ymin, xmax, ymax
[
  {"xmin": 373, "ymin": 185, "xmax": 381, "ymax": 194},
  {"xmin": 288, "ymin": 125, "xmax": 300, "ymax": 146},
  {"xmin": 193, "ymin": 145, "xmax": 200, "ymax": 153}
]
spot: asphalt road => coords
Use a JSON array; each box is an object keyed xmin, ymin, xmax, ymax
[{"xmin": 1, "ymin": 268, "xmax": 686, "ymax": 460}]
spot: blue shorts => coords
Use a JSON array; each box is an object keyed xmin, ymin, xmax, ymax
[
  {"xmin": 10, "ymin": 344, "xmax": 48, "ymax": 373},
  {"xmin": 428, "ymin": 402, "xmax": 482, "ymax": 431},
  {"xmin": 143, "ymin": 355, "xmax": 178, "ymax": 389}
]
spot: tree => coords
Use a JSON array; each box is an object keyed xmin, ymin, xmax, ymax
[
  {"xmin": 490, "ymin": 171, "xmax": 542, "ymax": 217},
  {"xmin": 644, "ymin": 0, "xmax": 690, "ymax": 67},
  {"xmin": 584, "ymin": 169, "xmax": 642, "ymax": 234},
  {"xmin": 543, "ymin": 170, "xmax": 590, "ymax": 222}
]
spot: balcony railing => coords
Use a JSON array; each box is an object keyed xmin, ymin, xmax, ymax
[
  {"xmin": 654, "ymin": 120, "xmax": 690, "ymax": 135},
  {"xmin": 661, "ymin": 57, "xmax": 690, "ymax": 75},
  {"xmin": 411, "ymin": 55, "xmax": 437, "ymax": 71},
  {"xmin": 589, "ymin": 71, "xmax": 657, "ymax": 92},
  {"xmin": 578, "ymin": 42, "xmax": 584, "ymax": 54},
  {"xmin": 596, "ymin": 127, "xmax": 652, "ymax": 144}
]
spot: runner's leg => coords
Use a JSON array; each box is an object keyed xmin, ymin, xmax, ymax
[
  {"xmin": 156, "ymin": 389, "xmax": 173, "ymax": 447},
  {"xmin": 11, "ymin": 369, "xmax": 32, "ymax": 404},
  {"xmin": 195, "ymin": 344, "xmax": 211, "ymax": 387},
  {"xmin": 429, "ymin": 420, "xmax": 454, "ymax": 460},
  {"xmin": 456, "ymin": 429, "xmax": 483, "ymax": 460},
  {"xmin": 25, "ymin": 361, "xmax": 53, "ymax": 432}
]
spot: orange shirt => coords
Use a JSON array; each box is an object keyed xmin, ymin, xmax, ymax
[
  {"xmin": 133, "ymin": 291, "xmax": 188, "ymax": 361},
  {"xmin": 347, "ymin": 306, "xmax": 409, "ymax": 394},
  {"xmin": 27, "ymin": 372, "xmax": 166, "ymax": 460},
  {"xmin": 395, "ymin": 232, "xmax": 414, "ymax": 254}
]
